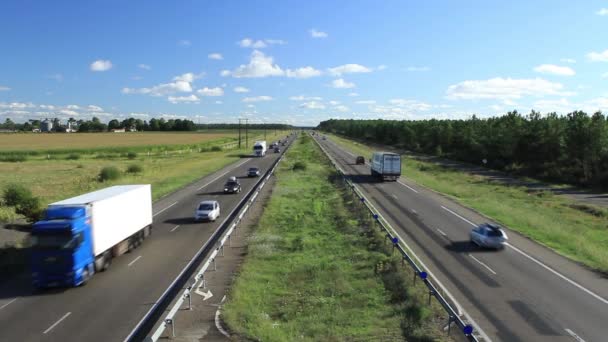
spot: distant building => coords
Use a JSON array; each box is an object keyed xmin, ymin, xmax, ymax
[
  {"xmin": 32, "ymin": 128, "xmax": 41, "ymax": 133},
  {"xmin": 40, "ymin": 119, "xmax": 53, "ymax": 132},
  {"xmin": 111, "ymin": 128, "xmax": 126, "ymax": 133}
]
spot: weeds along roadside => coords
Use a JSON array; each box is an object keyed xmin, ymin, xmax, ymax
[{"xmin": 223, "ymin": 133, "xmax": 450, "ymax": 341}]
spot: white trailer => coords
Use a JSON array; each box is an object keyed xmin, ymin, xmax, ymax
[
  {"xmin": 370, "ymin": 152, "xmax": 401, "ymax": 181},
  {"xmin": 253, "ymin": 140, "xmax": 267, "ymax": 157}
]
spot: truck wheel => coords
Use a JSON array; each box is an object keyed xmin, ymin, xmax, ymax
[
  {"xmin": 102, "ymin": 252, "xmax": 112, "ymax": 271},
  {"xmin": 80, "ymin": 268, "xmax": 90, "ymax": 286}
]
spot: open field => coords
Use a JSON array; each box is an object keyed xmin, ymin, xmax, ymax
[
  {"xmin": 326, "ymin": 133, "xmax": 608, "ymax": 274},
  {"xmin": 0, "ymin": 130, "xmax": 270, "ymax": 155},
  {"xmin": 223, "ymin": 134, "xmax": 447, "ymax": 341}
]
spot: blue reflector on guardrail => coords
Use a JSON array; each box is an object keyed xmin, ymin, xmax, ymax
[
  {"xmin": 360, "ymin": 197, "xmax": 365, "ymax": 202},
  {"xmin": 419, "ymin": 271, "xmax": 428, "ymax": 279},
  {"xmin": 391, "ymin": 237, "xmax": 398, "ymax": 244},
  {"xmin": 373, "ymin": 214, "xmax": 379, "ymax": 220},
  {"xmin": 463, "ymin": 325, "xmax": 474, "ymax": 335}
]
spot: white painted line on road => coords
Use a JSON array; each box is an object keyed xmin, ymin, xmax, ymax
[
  {"xmin": 468, "ymin": 254, "xmax": 497, "ymax": 275},
  {"xmin": 128, "ymin": 255, "xmax": 142, "ymax": 267},
  {"xmin": 0, "ymin": 297, "xmax": 17, "ymax": 310},
  {"xmin": 565, "ymin": 328, "xmax": 586, "ymax": 342},
  {"xmin": 436, "ymin": 228, "xmax": 448, "ymax": 237},
  {"xmin": 411, "ymin": 209, "xmax": 417, "ymax": 214},
  {"xmin": 397, "ymin": 180, "xmax": 419, "ymax": 193},
  {"xmin": 43, "ymin": 312, "xmax": 71, "ymax": 334},
  {"xmin": 197, "ymin": 158, "xmax": 250, "ymax": 191},
  {"xmin": 153, "ymin": 201, "xmax": 178, "ymax": 217},
  {"xmin": 505, "ymin": 242, "xmax": 608, "ymax": 306},
  {"xmin": 392, "ymin": 194, "xmax": 398, "ymax": 199},
  {"xmin": 170, "ymin": 225, "xmax": 180, "ymax": 232},
  {"xmin": 441, "ymin": 206, "xmax": 477, "ymax": 227},
  {"xmin": 215, "ymin": 297, "xmax": 230, "ymax": 338}
]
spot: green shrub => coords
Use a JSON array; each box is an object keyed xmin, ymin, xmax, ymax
[
  {"xmin": 76, "ymin": 164, "xmax": 84, "ymax": 169},
  {"xmin": 292, "ymin": 161, "xmax": 307, "ymax": 171},
  {"xmin": 126, "ymin": 164, "xmax": 143, "ymax": 174},
  {"xmin": 3, "ymin": 184, "xmax": 32, "ymax": 207},
  {"xmin": 127, "ymin": 152, "xmax": 138, "ymax": 160},
  {"xmin": 66, "ymin": 153, "xmax": 80, "ymax": 160},
  {"xmin": 15, "ymin": 196, "xmax": 43, "ymax": 222},
  {"xmin": 211, "ymin": 146, "xmax": 222, "ymax": 152},
  {"xmin": 98, "ymin": 166, "xmax": 121, "ymax": 182},
  {"xmin": 0, "ymin": 155, "xmax": 27, "ymax": 162}
]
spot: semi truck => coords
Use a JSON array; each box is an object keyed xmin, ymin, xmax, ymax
[
  {"xmin": 370, "ymin": 152, "xmax": 401, "ymax": 181},
  {"xmin": 253, "ymin": 140, "xmax": 267, "ymax": 157},
  {"xmin": 30, "ymin": 185, "xmax": 153, "ymax": 288}
]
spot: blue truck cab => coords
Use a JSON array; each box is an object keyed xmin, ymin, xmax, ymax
[{"xmin": 31, "ymin": 206, "xmax": 95, "ymax": 288}]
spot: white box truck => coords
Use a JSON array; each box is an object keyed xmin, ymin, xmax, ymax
[
  {"xmin": 370, "ymin": 152, "xmax": 401, "ymax": 181},
  {"xmin": 253, "ymin": 140, "xmax": 267, "ymax": 157},
  {"xmin": 31, "ymin": 185, "xmax": 153, "ymax": 287}
]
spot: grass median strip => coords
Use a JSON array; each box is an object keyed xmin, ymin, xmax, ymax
[
  {"xmin": 326, "ymin": 133, "xmax": 608, "ymax": 274},
  {"xmin": 223, "ymin": 134, "xmax": 447, "ymax": 341}
]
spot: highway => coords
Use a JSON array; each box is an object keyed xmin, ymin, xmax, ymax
[
  {"xmin": 0, "ymin": 135, "xmax": 294, "ymax": 342},
  {"xmin": 314, "ymin": 134, "xmax": 608, "ymax": 342}
]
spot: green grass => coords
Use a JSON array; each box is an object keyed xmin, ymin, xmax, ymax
[
  {"xmin": 326, "ymin": 133, "xmax": 608, "ymax": 274},
  {"xmin": 223, "ymin": 134, "xmax": 446, "ymax": 341}
]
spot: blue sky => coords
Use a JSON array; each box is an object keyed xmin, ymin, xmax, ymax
[{"xmin": 1, "ymin": 1, "xmax": 608, "ymax": 126}]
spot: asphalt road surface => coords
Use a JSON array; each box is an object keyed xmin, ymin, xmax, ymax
[
  {"xmin": 0, "ymin": 135, "xmax": 294, "ymax": 342},
  {"xmin": 314, "ymin": 134, "xmax": 608, "ymax": 342}
]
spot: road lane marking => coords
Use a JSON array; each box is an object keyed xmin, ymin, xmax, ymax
[
  {"xmin": 43, "ymin": 312, "xmax": 71, "ymax": 334},
  {"xmin": 215, "ymin": 295, "xmax": 230, "ymax": 338},
  {"xmin": 170, "ymin": 225, "xmax": 180, "ymax": 232},
  {"xmin": 197, "ymin": 158, "xmax": 250, "ymax": 191},
  {"xmin": 392, "ymin": 194, "xmax": 398, "ymax": 199},
  {"xmin": 411, "ymin": 209, "xmax": 417, "ymax": 214},
  {"xmin": 565, "ymin": 328, "xmax": 586, "ymax": 342},
  {"xmin": 468, "ymin": 254, "xmax": 497, "ymax": 275},
  {"xmin": 128, "ymin": 255, "xmax": 142, "ymax": 267},
  {"xmin": 0, "ymin": 298, "xmax": 17, "ymax": 310},
  {"xmin": 505, "ymin": 242, "xmax": 608, "ymax": 305},
  {"xmin": 397, "ymin": 180, "xmax": 419, "ymax": 193},
  {"xmin": 153, "ymin": 201, "xmax": 178, "ymax": 217},
  {"xmin": 436, "ymin": 228, "xmax": 448, "ymax": 237},
  {"xmin": 441, "ymin": 206, "xmax": 477, "ymax": 227}
]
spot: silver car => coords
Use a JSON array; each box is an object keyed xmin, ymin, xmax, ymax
[{"xmin": 470, "ymin": 223, "xmax": 508, "ymax": 249}]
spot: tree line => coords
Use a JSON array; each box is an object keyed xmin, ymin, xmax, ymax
[{"xmin": 317, "ymin": 111, "xmax": 608, "ymax": 189}]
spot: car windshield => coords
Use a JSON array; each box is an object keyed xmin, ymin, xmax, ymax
[
  {"xmin": 486, "ymin": 229, "xmax": 503, "ymax": 237},
  {"xmin": 226, "ymin": 181, "xmax": 238, "ymax": 186},
  {"xmin": 198, "ymin": 203, "xmax": 214, "ymax": 210}
]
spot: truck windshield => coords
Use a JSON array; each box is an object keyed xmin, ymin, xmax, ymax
[
  {"xmin": 31, "ymin": 232, "xmax": 80, "ymax": 249},
  {"xmin": 254, "ymin": 146, "xmax": 263, "ymax": 150}
]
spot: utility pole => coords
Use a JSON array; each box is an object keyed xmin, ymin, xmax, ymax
[
  {"xmin": 244, "ymin": 118, "xmax": 249, "ymax": 148},
  {"xmin": 264, "ymin": 121, "xmax": 267, "ymax": 141},
  {"xmin": 238, "ymin": 119, "xmax": 242, "ymax": 149}
]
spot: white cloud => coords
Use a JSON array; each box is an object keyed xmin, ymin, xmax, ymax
[
  {"xmin": 208, "ymin": 53, "xmax": 223, "ymax": 60},
  {"xmin": 406, "ymin": 66, "xmax": 431, "ymax": 72},
  {"xmin": 560, "ymin": 58, "xmax": 576, "ymax": 64},
  {"xmin": 446, "ymin": 77, "xmax": 573, "ymax": 100},
  {"xmin": 309, "ymin": 29, "xmax": 328, "ymax": 38},
  {"xmin": 597, "ymin": 8, "xmax": 608, "ymax": 15},
  {"xmin": 90, "ymin": 59, "xmax": 113, "ymax": 72},
  {"xmin": 66, "ymin": 104, "xmax": 80, "ymax": 110},
  {"xmin": 138, "ymin": 64, "xmax": 151, "ymax": 70},
  {"xmin": 0, "ymin": 86, "xmax": 10, "ymax": 91},
  {"xmin": 87, "ymin": 105, "xmax": 103, "ymax": 112},
  {"xmin": 388, "ymin": 99, "xmax": 432, "ymax": 111},
  {"xmin": 223, "ymin": 50, "xmax": 284, "ymax": 78},
  {"xmin": 377, "ymin": 65, "xmax": 387, "ymax": 71},
  {"xmin": 238, "ymin": 38, "xmax": 285, "ymax": 49},
  {"xmin": 233, "ymin": 86, "xmax": 250, "ymax": 93},
  {"xmin": 59, "ymin": 109, "xmax": 79, "ymax": 116},
  {"xmin": 215, "ymin": 101, "xmax": 223, "ymax": 104},
  {"xmin": 334, "ymin": 105, "xmax": 349, "ymax": 112},
  {"xmin": 122, "ymin": 72, "xmax": 200, "ymax": 96},
  {"xmin": 587, "ymin": 50, "xmax": 608, "ymax": 62},
  {"xmin": 331, "ymin": 78, "xmax": 356, "ymax": 89},
  {"xmin": 47, "ymin": 73, "xmax": 63, "ymax": 82},
  {"xmin": 328, "ymin": 64, "xmax": 372, "ymax": 76},
  {"xmin": 168, "ymin": 94, "xmax": 199, "ymax": 104},
  {"xmin": 348, "ymin": 92, "xmax": 359, "ymax": 97},
  {"xmin": 197, "ymin": 87, "xmax": 224, "ymax": 96},
  {"xmin": 602, "ymin": 72, "xmax": 608, "ymax": 79},
  {"xmin": 289, "ymin": 95, "xmax": 322, "ymax": 101},
  {"xmin": 178, "ymin": 40, "xmax": 191, "ymax": 47},
  {"xmin": 286, "ymin": 66, "xmax": 322, "ymax": 79},
  {"xmin": 328, "ymin": 100, "xmax": 340, "ymax": 105},
  {"xmin": 299, "ymin": 101, "xmax": 326, "ymax": 109},
  {"xmin": 242, "ymin": 95, "xmax": 273, "ymax": 102},
  {"xmin": 533, "ymin": 64, "xmax": 575, "ymax": 76},
  {"xmin": 173, "ymin": 72, "xmax": 203, "ymax": 83},
  {"xmin": 220, "ymin": 70, "xmax": 231, "ymax": 77},
  {"xmin": 0, "ymin": 102, "xmax": 35, "ymax": 109},
  {"xmin": 355, "ymin": 100, "xmax": 376, "ymax": 104},
  {"xmin": 265, "ymin": 39, "xmax": 286, "ymax": 45}
]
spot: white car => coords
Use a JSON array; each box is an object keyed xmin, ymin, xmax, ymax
[{"xmin": 195, "ymin": 200, "xmax": 220, "ymax": 222}]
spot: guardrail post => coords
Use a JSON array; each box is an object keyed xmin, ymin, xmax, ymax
[
  {"xmin": 186, "ymin": 292, "xmax": 192, "ymax": 310},
  {"xmin": 165, "ymin": 318, "xmax": 175, "ymax": 337},
  {"xmin": 213, "ymin": 258, "xmax": 217, "ymax": 271},
  {"xmin": 220, "ymin": 245, "xmax": 225, "ymax": 256},
  {"xmin": 428, "ymin": 290, "xmax": 434, "ymax": 305},
  {"xmin": 446, "ymin": 315, "xmax": 454, "ymax": 336},
  {"xmin": 201, "ymin": 274, "xmax": 206, "ymax": 289},
  {"xmin": 228, "ymin": 234, "xmax": 232, "ymax": 246}
]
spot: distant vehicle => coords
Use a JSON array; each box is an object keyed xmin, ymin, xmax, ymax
[
  {"xmin": 470, "ymin": 223, "xmax": 508, "ymax": 249},
  {"xmin": 195, "ymin": 200, "xmax": 220, "ymax": 222},
  {"xmin": 224, "ymin": 178, "xmax": 241, "ymax": 193},
  {"xmin": 248, "ymin": 167, "xmax": 261, "ymax": 177},
  {"xmin": 253, "ymin": 141, "xmax": 267, "ymax": 157},
  {"xmin": 282, "ymin": 142, "xmax": 286, "ymax": 146},
  {"xmin": 322, "ymin": 136, "xmax": 326, "ymax": 140},
  {"xmin": 274, "ymin": 147, "xmax": 281, "ymax": 153},
  {"xmin": 356, "ymin": 156, "xmax": 365, "ymax": 165},
  {"xmin": 269, "ymin": 142, "xmax": 276, "ymax": 148},
  {"xmin": 370, "ymin": 152, "xmax": 401, "ymax": 181},
  {"xmin": 30, "ymin": 185, "xmax": 153, "ymax": 288}
]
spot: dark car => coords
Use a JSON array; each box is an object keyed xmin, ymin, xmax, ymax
[
  {"xmin": 223, "ymin": 179, "xmax": 241, "ymax": 193},
  {"xmin": 248, "ymin": 167, "xmax": 260, "ymax": 177},
  {"xmin": 355, "ymin": 156, "xmax": 365, "ymax": 165},
  {"xmin": 274, "ymin": 147, "xmax": 281, "ymax": 153}
]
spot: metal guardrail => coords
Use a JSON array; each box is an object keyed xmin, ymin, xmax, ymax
[
  {"xmin": 128, "ymin": 137, "xmax": 291, "ymax": 342},
  {"xmin": 312, "ymin": 134, "xmax": 480, "ymax": 342}
]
